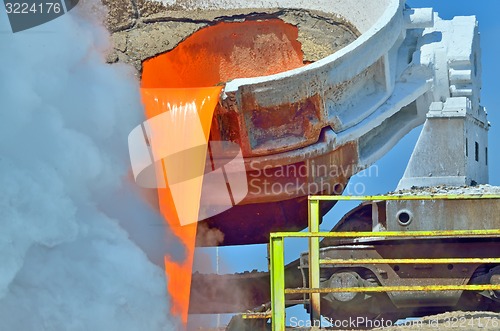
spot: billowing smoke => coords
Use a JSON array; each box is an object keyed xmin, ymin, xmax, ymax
[{"xmin": 0, "ymin": 1, "xmax": 177, "ymax": 330}]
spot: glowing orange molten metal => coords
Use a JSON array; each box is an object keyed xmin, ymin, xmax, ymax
[
  {"xmin": 140, "ymin": 87, "xmax": 221, "ymax": 327},
  {"xmin": 141, "ymin": 19, "xmax": 304, "ymax": 88},
  {"xmin": 140, "ymin": 19, "xmax": 304, "ymax": 329}
]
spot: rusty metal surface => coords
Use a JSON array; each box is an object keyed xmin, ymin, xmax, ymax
[
  {"xmin": 196, "ymin": 141, "xmax": 358, "ymax": 246},
  {"xmin": 237, "ymin": 93, "xmax": 323, "ymax": 155},
  {"xmin": 196, "ymin": 193, "xmax": 337, "ymax": 246},
  {"xmin": 217, "ymin": 61, "xmax": 386, "ymax": 157},
  {"xmin": 243, "ymin": 141, "xmax": 358, "ymax": 203}
]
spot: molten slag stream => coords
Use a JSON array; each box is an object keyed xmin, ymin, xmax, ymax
[
  {"xmin": 140, "ymin": 19, "xmax": 305, "ymax": 328},
  {"xmin": 140, "ymin": 87, "xmax": 221, "ymax": 327}
]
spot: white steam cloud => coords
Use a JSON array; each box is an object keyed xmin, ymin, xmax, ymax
[{"xmin": 0, "ymin": 2, "xmax": 176, "ymax": 330}]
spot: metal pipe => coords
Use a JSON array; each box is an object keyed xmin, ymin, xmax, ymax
[
  {"xmin": 285, "ymin": 284, "xmax": 500, "ymax": 294},
  {"xmin": 271, "ymin": 228, "xmax": 500, "ymax": 239},
  {"xmin": 319, "ymin": 258, "xmax": 500, "ymax": 264}
]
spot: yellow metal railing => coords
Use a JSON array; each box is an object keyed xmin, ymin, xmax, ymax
[{"xmin": 269, "ymin": 194, "xmax": 500, "ymax": 331}]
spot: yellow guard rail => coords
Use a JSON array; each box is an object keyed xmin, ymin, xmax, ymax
[{"xmin": 270, "ymin": 194, "xmax": 500, "ymax": 331}]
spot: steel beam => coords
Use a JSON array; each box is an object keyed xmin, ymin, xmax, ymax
[
  {"xmin": 270, "ymin": 236, "xmax": 285, "ymax": 331},
  {"xmin": 308, "ymin": 199, "xmax": 321, "ymax": 327}
]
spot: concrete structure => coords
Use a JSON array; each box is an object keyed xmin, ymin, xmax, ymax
[{"xmin": 398, "ymin": 97, "xmax": 489, "ymax": 189}]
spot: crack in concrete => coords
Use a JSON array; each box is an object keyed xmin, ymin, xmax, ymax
[{"xmin": 102, "ymin": 1, "xmax": 359, "ymax": 80}]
